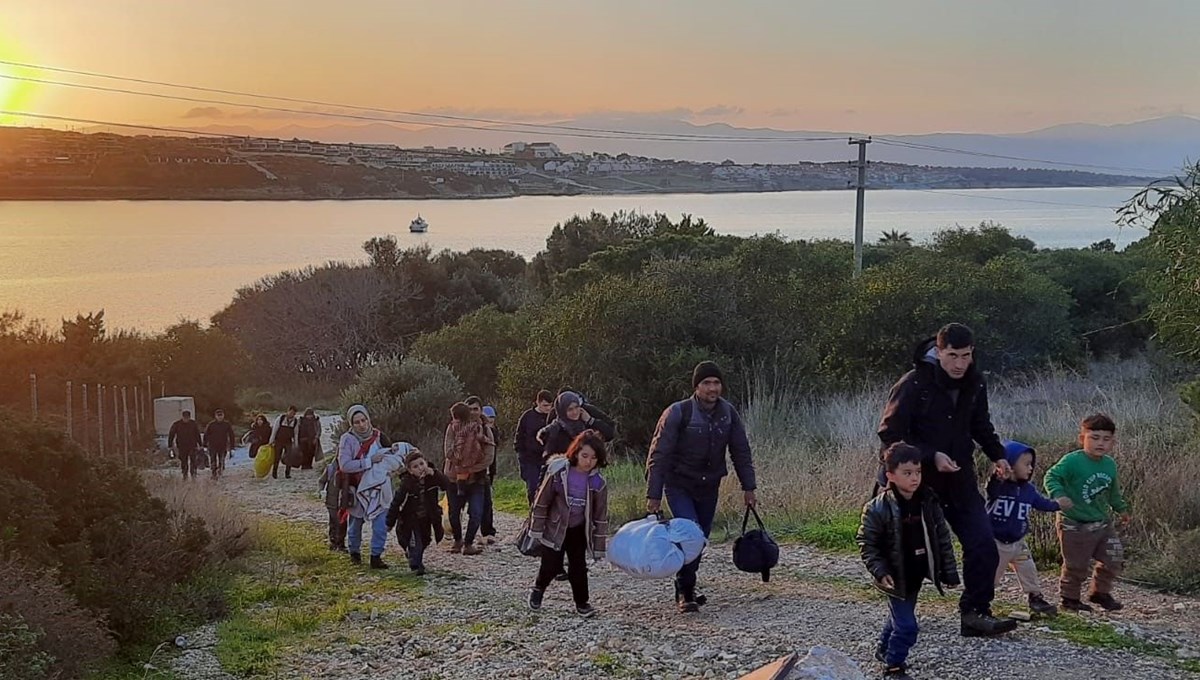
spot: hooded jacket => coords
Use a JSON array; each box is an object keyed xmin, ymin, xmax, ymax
[
  {"xmin": 528, "ymin": 457, "xmax": 609, "ymax": 559},
  {"xmin": 986, "ymin": 441, "xmax": 1061, "ymax": 544},
  {"xmin": 857, "ymin": 485, "xmax": 960, "ymax": 599},
  {"xmin": 877, "ymin": 337, "xmax": 1005, "ymax": 489}
]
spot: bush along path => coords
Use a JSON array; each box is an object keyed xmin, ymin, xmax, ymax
[{"xmin": 173, "ymin": 465, "xmax": 1200, "ymax": 680}]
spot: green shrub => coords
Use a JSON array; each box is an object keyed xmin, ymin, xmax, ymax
[
  {"xmin": 339, "ymin": 357, "xmax": 464, "ymax": 442},
  {"xmin": 0, "ymin": 410, "xmax": 226, "ymax": 648},
  {"xmin": 410, "ymin": 306, "xmax": 532, "ymax": 401},
  {"xmin": 0, "ymin": 614, "xmax": 54, "ymax": 680}
]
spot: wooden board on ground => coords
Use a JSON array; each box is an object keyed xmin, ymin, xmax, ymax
[{"xmin": 738, "ymin": 652, "xmax": 797, "ymax": 680}]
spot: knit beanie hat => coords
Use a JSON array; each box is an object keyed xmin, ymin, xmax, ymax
[{"xmin": 692, "ymin": 361, "xmax": 724, "ymax": 388}]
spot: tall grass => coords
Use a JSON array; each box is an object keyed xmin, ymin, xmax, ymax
[{"xmin": 577, "ymin": 358, "xmax": 1200, "ymax": 591}]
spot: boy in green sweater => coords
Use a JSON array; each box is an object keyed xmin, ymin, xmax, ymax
[{"xmin": 1044, "ymin": 413, "xmax": 1131, "ymax": 613}]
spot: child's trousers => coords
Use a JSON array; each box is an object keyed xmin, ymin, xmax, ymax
[
  {"xmin": 879, "ymin": 586, "xmax": 921, "ymax": 667},
  {"xmin": 994, "ymin": 538, "xmax": 1043, "ymax": 595},
  {"xmin": 1058, "ymin": 517, "xmax": 1124, "ymax": 600}
]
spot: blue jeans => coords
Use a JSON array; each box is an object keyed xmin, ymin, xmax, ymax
[
  {"xmin": 879, "ymin": 590, "xmax": 921, "ymax": 667},
  {"xmin": 519, "ymin": 459, "xmax": 543, "ymax": 505},
  {"xmin": 348, "ymin": 513, "xmax": 388, "ymax": 557},
  {"xmin": 664, "ymin": 486, "xmax": 718, "ymax": 598},
  {"xmin": 403, "ymin": 528, "xmax": 426, "ymax": 570},
  {"xmin": 448, "ymin": 481, "xmax": 485, "ymax": 544}
]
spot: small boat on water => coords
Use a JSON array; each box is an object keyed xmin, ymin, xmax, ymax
[{"xmin": 410, "ymin": 215, "xmax": 429, "ymax": 233}]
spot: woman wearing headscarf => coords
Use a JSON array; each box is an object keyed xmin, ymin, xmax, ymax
[
  {"xmin": 538, "ymin": 391, "xmax": 616, "ymax": 460},
  {"xmin": 536, "ymin": 390, "xmax": 616, "ymax": 581},
  {"xmin": 337, "ymin": 404, "xmax": 396, "ymax": 568}
]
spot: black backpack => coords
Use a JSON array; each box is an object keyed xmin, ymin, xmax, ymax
[{"xmin": 732, "ymin": 506, "xmax": 779, "ymax": 582}]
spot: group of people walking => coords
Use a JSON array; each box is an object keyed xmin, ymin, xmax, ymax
[
  {"xmin": 169, "ymin": 406, "xmax": 323, "ymax": 480},
  {"xmin": 171, "ymin": 320, "xmax": 1132, "ymax": 680}
]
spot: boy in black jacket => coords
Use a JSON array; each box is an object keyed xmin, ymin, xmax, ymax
[
  {"xmin": 857, "ymin": 443, "xmax": 960, "ymax": 680},
  {"xmin": 386, "ymin": 452, "xmax": 451, "ymax": 575}
]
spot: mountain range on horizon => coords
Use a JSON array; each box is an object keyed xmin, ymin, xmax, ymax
[{"xmin": 163, "ymin": 114, "xmax": 1200, "ymax": 176}]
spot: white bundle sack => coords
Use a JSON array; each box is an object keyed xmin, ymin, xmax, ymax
[{"xmin": 609, "ymin": 515, "xmax": 707, "ymax": 579}]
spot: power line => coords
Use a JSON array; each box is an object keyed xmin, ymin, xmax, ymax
[
  {"xmin": 903, "ymin": 187, "xmax": 1122, "ymax": 209},
  {"xmin": 0, "ymin": 63, "xmax": 842, "ymax": 144},
  {"xmin": 0, "ymin": 111, "xmax": 540, "ymax": 159},
  {"xmin": 0, "ymin": 58, "xmax": 845, "ymax": 142},
  {"xmin": 874, "ymin": 137, "xmax": 1173, "ymax": 176}
]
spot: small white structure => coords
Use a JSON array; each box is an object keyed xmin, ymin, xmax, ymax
[
  {"xmin": 154, "ymin": 396, "xmax": 196, "ymax": 448},
  {"xmin": 410, "ymin": 215, "xmax": 429, "ymax": 233}
]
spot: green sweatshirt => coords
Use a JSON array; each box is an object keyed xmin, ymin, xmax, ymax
[{"xmin": 1044, "ymin": 450, "xmax": 1128, "ymax": 523}]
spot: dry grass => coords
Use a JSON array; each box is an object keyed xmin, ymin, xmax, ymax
[
  {"xmin": 592, "ymin": 358, "xmax": 1200, "ymax": 590},
  {"xmin": 144, "ymin": 474, "xmax": 259, "ymax": 562}
]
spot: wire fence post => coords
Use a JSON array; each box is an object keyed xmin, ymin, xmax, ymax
[{"xmin": 66, "ymin": 380, "xmax": 74, "ymax": 439}]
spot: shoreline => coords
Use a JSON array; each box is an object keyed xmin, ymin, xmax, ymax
[{"xmin": 0, "ymin": 183, "xmax": 1145, "ymax": 202}]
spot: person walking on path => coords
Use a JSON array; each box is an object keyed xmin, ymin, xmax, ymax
[
  {"xmin": 443, "ymin": 402, "xmax": 494, "ymax": 555},
  {"xmin": 203, "ymin": 409, "xmax": 236, "ymax": 480},
  {"xmin": 245, "ymin": 414, "xmax": 272, "ymax": 459},
  {"xmin": 271, "ymin": 406, "xmax": 300, "ymax": 479},
  {"xmin": 645, "ymin": 361, "xmax": 757, "ymax": 613},
  {"xmin": 168, "ymin": 410, "xmax": 204, "ymax": 481},
  {"xmin": 514, "ymin": 390, "xmax": 554, "ymax": 504},
  {"xmin": 336, "ymin": 404, "xmax": 397, "ymax": 568},
  {"xmin": 298, "ymin": 407, "xmax": 322, "ymax": 470},
  {"xmin": 480, "ymin": 405, "xmax": 502, "ymax": 543},
  {"xmin": 877, "ymin": 322, "xmax": 1017, "ymax": 638},
  {"xmin": 527, "ymin": 430, "xmax": 610, "ymax": 618}
]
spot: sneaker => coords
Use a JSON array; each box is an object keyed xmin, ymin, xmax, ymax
[
  {"xmin": 462, "ymin": 544, "xmax": 482, "ymax": 556},
  {"xmin": 349, "ymin": 552, "xmax": 362, "ymax": 565},
  {"xmin": 1061, "ymin": 598, "xmax": 1095, "ymax": 613},
  {"xmin": 883, "ymin": 664, "xmax": 913, "ymax": 680},
  {"xmin": 485, "ymin": 535, "xmax": 497, "ymax": 545},
  {"xmin": 576, "ymin": 603, "xmax": 597, "ymax": 618},
  {"xmin": 1028, "ymin": 593, "xmax": 1059, "ymax": 617},
  {"xmin": 411, "ymin": 566, "xmax": 426, "ymax": 576},
  {"xmin": 695, "ymin": 593, "xmax": 708, "ymax": 607},
  {"xmin": 334, "ymin": 544, "xmax": 348, "ymax": 553},
  {"xmin": 528, "ymin": 588, "xmax": 544, "ymax": 610},
  {"xmin": 960, "ymin": 611, "xmax": 1018, "ymax": 637},
  {"xmin": 677, "ymin": 598, "xmax": 700, "ymax": 614},
  {"xmin": 369, "ymin": 555, "xmax": 389, "ymax": 570},
  {"xmin": 1088, "ymin": 592, "xmax": 1124, "ymax": 611},
  {"xmin": 554, "ymin": 571, "xmax": 569, "ymax": 582},
  {"xmin": 449, "ymin": 541, "xmax": 463, "ymax": 554},
  {"xmin": 874, "ymin": 642, "xmax": 887, "ymax": 664}
]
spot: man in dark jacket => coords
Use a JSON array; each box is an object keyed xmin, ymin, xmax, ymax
[
  {"xmin": 514, "ymin": 390, "xmax": 554, "ymax": 504},
  {"xmin": 203, "ymin": 409, "xmax": 236, "ymax": 480},
  {"xmin": 645, "ymin": 361, "xmax": 757, "ymax": 613},
  {"xmin": 877, "ymin": 323, "xmax": 1016, "ymax": 637},
  {"xmin": 297, "ymin": 408, "xmax": 322, "ymax": 470},
  {"xmin": 168, "ymin": 410, "xmax": 204, "ymax": 480}
]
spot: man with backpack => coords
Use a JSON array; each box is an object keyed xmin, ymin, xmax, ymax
[
  {"xmin": 877, "ymin": 323, "xmax": 1017, "ymax": 638},
  {"xmin": 645, "ymin": 361, "xmax": 757, "ymax": 614}
]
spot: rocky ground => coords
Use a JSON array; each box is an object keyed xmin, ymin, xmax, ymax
[{"xmin": 170, "ymin": 460, "xmax": 1200, "ymax": 680}]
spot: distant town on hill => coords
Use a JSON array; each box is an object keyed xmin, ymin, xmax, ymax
[{"xmin": 0, "ymin": 126, "xmax": 1154, "ymax": 200}]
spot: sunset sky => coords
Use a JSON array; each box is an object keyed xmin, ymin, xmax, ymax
[{"xmin": 1, "ymin": 0, "xmax": 1197, "ymax": 135}]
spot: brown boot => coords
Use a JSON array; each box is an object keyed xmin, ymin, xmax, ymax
[
  {"xmin": 449, "ymin": 541, "xmax": 463, "ymax": 554},
  {"xmin": 462, "ymin": 544, "xmax": 482, "ymax": 556}
]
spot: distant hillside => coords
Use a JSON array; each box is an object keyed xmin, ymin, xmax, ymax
[{"xmin": 180, "ymin": 115, "xmax": 1200, "ymax": 173}]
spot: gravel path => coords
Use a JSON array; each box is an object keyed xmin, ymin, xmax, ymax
[{"xmin": 174, "ymin": 459, "xmax": 1200, "ymax": 680}]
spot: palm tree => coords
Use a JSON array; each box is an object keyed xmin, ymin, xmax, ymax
[{"xmin": 878, "ymin": 229, "xmax": 913, "ymax": 246}]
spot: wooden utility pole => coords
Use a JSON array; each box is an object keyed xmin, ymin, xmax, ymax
[
  {"xmin": 849, "ymin": 137, "xmax": 872, "ymax": 277},
  {"xmin": 112, "ymin": 385, "xmax": 120, "ymax": 459},
  {"xmin": 134, "ymin": 385, "xmax": 142, "ymax": 433},
  {"xmin": 30, "ymin": 373, "xmax": 38, "ymax": 419}
]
